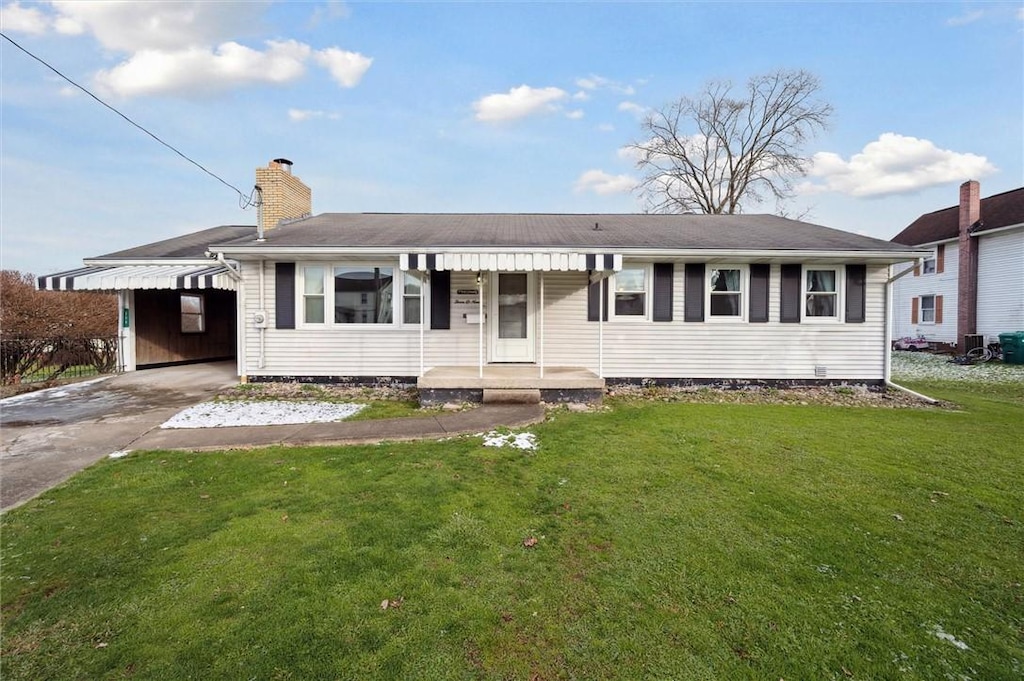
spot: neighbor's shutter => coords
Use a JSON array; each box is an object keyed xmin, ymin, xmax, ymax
[
  {"xmin": 652, "ymin": 263, "xmax": 674, "ymax": 322},
  {"xmin": 845, "ymin": 264, "xmax": 867, "ymax": 323},
  {"xmin": 684, "ymin": 263, "xmax": 705, "ymax": 322},
  {"xmin": 749, "ymin": 264, "xmax": 770, "ymax": 323},
  {"xmin": 275, "ymin": 262, "xmax": 296, "ymax": 329},
  {"xmin": 913, "ymin": 262, "xmax": 920, "ymax": 276},
  {"xmin": 911, "ymin": 297, "xmax": 919, "ymax": 324},
  {"xmin": 936, "ymin": 244, "xmax": 945, "ymax": 274},
  {"xmin": 430, "ymin": 270, "xmax": 450, "ymax": 329},
  {"xmin": 780, "ymin": 264, "xmax": 802, "ymax": 323},
  {"xmin": 587, "ymin": 276, "xmax": 609, "ymax": 322},
  {"xmin": 935, "ymin": 295, "xmax": 943, "ymax": 324}
]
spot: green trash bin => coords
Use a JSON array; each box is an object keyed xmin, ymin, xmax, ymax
[{"xmin": 998, "ymin": 331, "xmax": 1024, "ymax": 365}]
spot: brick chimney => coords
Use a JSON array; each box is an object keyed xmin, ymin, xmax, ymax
[
  {"xmin": 255, "ymin": 159, "xmax": 312, "ymax": 235},
  {"xmin": 956, "ymin": 180, "xmax": 980, "ymax": 348}
]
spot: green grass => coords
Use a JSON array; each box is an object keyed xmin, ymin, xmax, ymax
[{"xmin": 3, "ymin": 382, "xmax": 1022, "ymax": 680}]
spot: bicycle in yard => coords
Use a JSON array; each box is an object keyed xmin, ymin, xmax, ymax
[{"xmin": 949, "ymin": 342, "xmax": 1001, "ymax": 365}]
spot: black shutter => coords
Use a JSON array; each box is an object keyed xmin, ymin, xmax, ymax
[
  {"xmin": 749, "ymin": 263, "xmax": 770, "ymax": 323},
  {"xmin": 430, "ymin": 270, "xmax": 450, "ymax": 329},
  {"xmin": 587, "ymin": 275, "xmax": 609, "ymax": 321},
  {"xmin": 275, "ymin": 262, "xmax": 296, "ymax": 329},
  {"xmin": 652, "ymin": 263, "xmax": 674, "ymax": 322},
  {"xmin": 780, "ymin": 264, "xmax": 801, "ymax": 323},
  {"xmin": 845, "ymin": 264, "xmax": 867, "ymax": 323},
  {"xmin": 684, "ymin": 263, "xmax": 705, "ymax": 322}
]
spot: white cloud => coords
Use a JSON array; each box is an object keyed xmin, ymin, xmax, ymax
[
  {"xmin": 313, "ymin": 47, "xmax": 373, "ymax": 87},
  {"xmin": 946, "ymin": 9, "xmax": 984, "ymax": 26},
  {"xmin": 597, "ymin": 123, "xmax": 615, "ymax": 133},
  {"xmin": 0, "ymin": 1, "xmax": 49, "ymax": 34},
  {"xmin": 473, "ymin": 85, "xmax": 568, "ymax": 122},
  {"xmin": 572, "ymin": 90, "xmax": 590, "ymax": 101},
  {"xmin": 288, "ymin": 108, "xmax": 339, "ymax": 122},
  {"xmin": 566, "ymin": 109, "xmax": 584, "ymax": 120},
  {"xmin": 574, "ymin": 169, "xmax": 636, "ymax": 195},
  {"xmin": 95, "ymin": 40, "xmax": 312, "ymax": 98},
  {"xmin": 576, "ymin": 74, "xmax": 635, "ymax": 95},
  {"xmin": 49, "ymin": 1, "xmax": 267, "ymax": 51},
  {"xmin": 799, "ymin": 133, "xmax": 997, "ymax": 198},
  {"xmin": 618, "ymin": 101, "xmax": 646, "ymax": 116}
]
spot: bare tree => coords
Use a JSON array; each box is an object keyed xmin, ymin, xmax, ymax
[{"xmin": 628, "ymin": 69, "xmax": 832, "ymax": 214}]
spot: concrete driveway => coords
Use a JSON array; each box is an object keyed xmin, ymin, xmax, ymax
[{"xmin": 1, "ymin": 361, "xmax": 237, "ymax": 511}]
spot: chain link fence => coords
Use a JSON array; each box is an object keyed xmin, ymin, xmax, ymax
[{"xmin": 1, "ymin": 336, "xmax": 119, "ymax": 385}]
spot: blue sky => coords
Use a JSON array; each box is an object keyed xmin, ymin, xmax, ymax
[{"xmin": 2, "ymin": 1, "xmax": 1022, "ymax": 276}]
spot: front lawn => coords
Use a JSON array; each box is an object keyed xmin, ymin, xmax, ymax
[{"xmin": 2, "ymin": 381, "xmax": 1022, "ymax": 680}]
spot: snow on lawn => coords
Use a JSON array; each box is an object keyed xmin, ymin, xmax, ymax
[
  {"xmin": 479, "ymin": 430, "xmax": 538, "ymax": 450},
  {"xmin": 161, "ymin": 400, "xmax": 365, "ymax": 428},
  {"xmin": 891, "ymin": 351, "xmax": 1024, "ymax": 384}
]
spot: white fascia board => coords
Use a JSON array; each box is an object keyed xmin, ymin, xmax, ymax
[
  {"xmin": 83, "ymin": 258, "xmax": 219, "ymax": 266},
  {"xmin": 976, "ymin": 221, "xmax": 1024, "ymax": 238},
  {"xmin": 211, "ymin": 244, "xmax": 927, "ymax": 265}
]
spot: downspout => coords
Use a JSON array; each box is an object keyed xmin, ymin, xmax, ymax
[
  {"xmin": 214, "ymin": 252, "xmax": 242, "ymax": 280},
  {"xmin": 258, "ymin": 260, "xmax": 266, "ymax": 370},
  {"xmin": 885, "ymin": 262, "xmax": 938, "ymax": 403}
]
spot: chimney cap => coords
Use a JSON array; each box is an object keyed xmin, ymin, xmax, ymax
[{"xmin": 272, "ymin": 158, "xmax": 293, "ymax": 167}]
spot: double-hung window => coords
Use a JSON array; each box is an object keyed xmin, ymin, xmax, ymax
[
  {"xmin": 922, "ymin": 257, "xmax": 936, "ymax": 274},
  {"xmin": 403, "ymin": 272, "xmax": 422, "ymax": 324},
  {"xmin": 303, "ymin": 266, "xmax": 326, "ymax": 324},
  {"xmin": 180, "ymin": 293, "xmax": 204, "ymax": 333},
  {"xmin": 804, "ymin": 268, "xmax": 839, "ymax": 318},
  {"xmin": 708, "ymin": 267, "xmax": 744, "ymax": 319},
  {"xmin": 920, "ymin": 294, "xmax": 936, "ymax": 323},
  {"xmin": 613, "ymin": 266, "xmax": 648, "ymax": 318}
]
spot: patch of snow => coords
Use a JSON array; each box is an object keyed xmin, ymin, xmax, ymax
[
  {"xmin": 0, "ymin": 377, "xmax": 110, "ymax": 404},
  {"xmin": 480, "ymin": 430, "xmax": 538, "ymax": 450},
  {"xmin": 108, "ymin": 450, "xmax": 132, "ymax": 459},
  {"xmin": 161, "ymin": 400, "xmax": 365, "ymax": 429},
  {"xmin": 930, "ymin": 624, "xmax": 969, "ymax": 650}
]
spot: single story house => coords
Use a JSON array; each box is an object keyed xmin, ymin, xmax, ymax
[
  {"xmin": 40, "ymin": 159, "xmax": 926, "ymax": 402},
  {"xmin": 890, "ymin": 181, "xmax": 1024, "ymax": 350}
]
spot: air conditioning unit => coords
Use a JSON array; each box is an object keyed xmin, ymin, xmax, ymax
[{"xmin": 962, "ymin": 334, "xmax": 984, "ymax": 352}]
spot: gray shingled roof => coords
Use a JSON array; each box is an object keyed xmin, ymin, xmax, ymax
[
  {"xmin": 90, "ymin": 225, "xmax": 255, "ymax": 260},
  {"xmin": 210, "ymin": 213, "xmax": 915, "ymax": 253}
]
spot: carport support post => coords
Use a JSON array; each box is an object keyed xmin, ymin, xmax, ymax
[{"xmin": 117, "ymin": 290, "xmax": 136, "ymax": 372}]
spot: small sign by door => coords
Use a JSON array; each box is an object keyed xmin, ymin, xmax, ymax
[{"xmin": 122, "ymin": 308, "xmax": 130, "ymax": 328}]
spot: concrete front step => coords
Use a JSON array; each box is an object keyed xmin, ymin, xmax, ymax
[{"xmin": 482, "ymin": 388, "xmax": 541, "ymax": 404}]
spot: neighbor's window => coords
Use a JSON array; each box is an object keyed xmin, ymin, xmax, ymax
[
  {"xmin": 403, "ymin": 272, "xmax": 422, "ymax": 324},
  {"xmin": 922, "ymin": 257, "xmax": 936, "ymax": 274},
  {"xmin": 709, "ymin": 268, "xmax": 743, "ymax": 317},
  {"xmin": 334, "ymin": 266, "xmax": 394, "ymax": 324},
  {"xmin": 921, "ymin": 294, "xmax": 936, "ymax": 323},
  {"xmin": 804, "ymin": 269, "xmax": 838, "ymax": 317},
  {"xmin": 180, "ymin": 293, "xmax": 204, "ymax": 333},
  {"xmin": 303, "ymin": 266, "xmax": 326, "ymax": 324},
  {"xmin": 613, "ymin": 266, "xmax": 648, "ymax": 317}
]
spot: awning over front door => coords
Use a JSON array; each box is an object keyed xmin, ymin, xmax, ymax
[
  {"xmin": 37, "ymin": 264, "xmax": 239, "ymax": 291},
  {"xmin": 400, "ymin": 252, "xmax": 622, "ymax": 272}
]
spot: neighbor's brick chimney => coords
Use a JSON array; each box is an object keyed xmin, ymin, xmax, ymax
[
  {"xmin": 255, "ymin": 158, "xmax": 312, "ymax": 233},
  {"xmin": 956, "ymin": 180, "xmax": 980, "ymax": 349}
]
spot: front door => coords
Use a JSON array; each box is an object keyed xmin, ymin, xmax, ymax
[{"xmin": 490, "ymin": 272, "xmax": 535, "ymax": 362}]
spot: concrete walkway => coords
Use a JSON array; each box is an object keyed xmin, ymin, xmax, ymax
[{"xmin": 130, "ymin": 403, "xmax": 544, "ymax": 451}]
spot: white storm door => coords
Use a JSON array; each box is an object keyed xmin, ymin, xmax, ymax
[{"xmin": 490, "ymin": 272, "xmax": 535, "ymax": 362}]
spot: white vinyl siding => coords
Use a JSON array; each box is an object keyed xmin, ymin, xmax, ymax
[
  {"xmin": 241, "ymin": 262, "xmax": 892, "ymax": 382},
  {"xmin": 977, "ymin": 228, "xmax": 1024, "ymax": 340},
  {"xmin": 891, "ymin": 243, "xmax": 959, "ymax": 343}
]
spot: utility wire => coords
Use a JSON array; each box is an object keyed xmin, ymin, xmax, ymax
[{"xmin": 1, "ymin": 31, "xmax": 257, "ymax": 208}]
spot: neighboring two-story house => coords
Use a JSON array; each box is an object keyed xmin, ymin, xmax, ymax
[{"xmin": 890, "ymin": 181, "xmax": 1024, "ymax": 349}]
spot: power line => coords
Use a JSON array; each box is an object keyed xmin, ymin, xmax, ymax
[{"xmin": 0, "ymin": 31, "xmax": 256, "ymax": 208}]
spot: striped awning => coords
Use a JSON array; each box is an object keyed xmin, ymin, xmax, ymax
[
  {"xmin": 38, "ymin": 264, "xmax": 239, "ymax": 291},
  {"xmin": 400, "ymin": 252, "xmax": 622, "ymax": 272}
]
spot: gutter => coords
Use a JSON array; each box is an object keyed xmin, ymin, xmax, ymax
[{"xmin": 884, "ymin": 262, "xmax": 939, "ymax": 404}]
